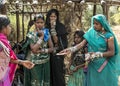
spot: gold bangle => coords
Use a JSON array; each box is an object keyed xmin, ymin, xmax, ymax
[
  {"xmin": 18, "ymin": 60, "xmax": 22, "ymax": 65},
  {"xmin": 69, "ymin": 46, "xmax": 77, "ymax": 52}
]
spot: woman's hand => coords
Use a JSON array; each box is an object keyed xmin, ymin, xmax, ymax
[
  {"xmin": 72, "ymin": 67, "xmax": 78, "ymax": 72},
  {"xmin": 50, "ymin": 20, "xmax": 56, "ymax": 28},
  {"xmin": 85, "ymin": 52, "xmax": 103, "ymax": 61},
  {"xmin": 85, "ymin": 53, "xmax": 91, "ymax": 61},
  {"xmin": 56, "ymin": 48, "xmax": 71, "ymax": 55},
  {"xmin": 67, "ymin": 68, "xmax": 73, "ymax": 75},
  {"xmin": 20, "ymin": 60, "xmax": 35, "ymax": 69}
]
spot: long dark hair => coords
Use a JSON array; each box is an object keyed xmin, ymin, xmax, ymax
[
  {"xmin": 74, "ymin": 30, "xmax": 85, "ymax": 39},
  {"xmin": 73, "ymin": 30, "xmax": 85, "ymax": 44},
  {"xmin": 45, "ymin": 9, "xmax": 60, "ymax": 28},
  {"xmin": 0, "ymin": 15, "xmax": 10, "ymax": 30}
]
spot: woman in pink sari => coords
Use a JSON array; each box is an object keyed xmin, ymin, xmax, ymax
[{"xmin": 0, "ymin": 15, "xmax": 34, "ymax": 86}]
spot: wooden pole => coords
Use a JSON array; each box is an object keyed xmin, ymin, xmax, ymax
[
  {"xmin": 0, "ymin": 4, "xmax": 7, "ymax": 14},
  {"xmin": 22, "ymin": 2, "xmax": 25, "ymax": 40},
  {"xmin": 106, "ymin": 5, "xmax": 109, "ymax": 20},
  {"xmin": 93, "ymin": 0, "xmax": 97, "ymax": 16},
  {"xmin": 16, "ymin": 3, "xmax": 20, "ymax": 43}
]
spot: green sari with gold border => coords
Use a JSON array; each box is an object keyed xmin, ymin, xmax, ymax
[
  {"xmin": 84, "ymin": 14, "xmax": 120, "ymax": 86},
  {"xmin": 24, "ymin": 29, "xmax": 50, "ymax": 86}
]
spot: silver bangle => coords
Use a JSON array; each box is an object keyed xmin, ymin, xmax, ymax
[
  {"xmin": 37, "ymin": 38, "xmax": 42, "ymax": 44},
  {"xmin": 41, "ymin": 48, "xmax": 48, "ymax": 53},
  {"xmin": 18, "ymin": 60, "xmax": 22, "ymax": 65},
  {"xmin": 69, "ymin": 46, "xmax": 77, "ymax": 53},
  {"xmin": 50, "ymin": 29, "xmax": 56, "ymax": 32},
  {"xmin": 44, "ymin": 49, "xmax": 48, "ymax": 53},
  {"xmin": 51, "ymin": 31, "xmax": 57, "ymax": 36},
  {"xmin": 50, "ymin": 29, "xmax": 57, "ymax": 36},
  {"xmin": 95, "ymin": 52, "xmax": 103, "ymax": 58}
]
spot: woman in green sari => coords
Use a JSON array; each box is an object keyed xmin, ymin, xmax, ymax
[
  {"xmin": 23, "ymin": 14, "xmax": 53, "ymax": 86},
  {"xmin": 59, "ymin": 14, "xmax": 120, "ymax": 86}
]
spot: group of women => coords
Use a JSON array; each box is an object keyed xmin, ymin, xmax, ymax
[
  {"xmin": 0, "ymin": 8, "xmax": 120, "ymax": 86},
  {"xmin": 23, "ymin": 9, "xmax": 68, "ymax": 86}
]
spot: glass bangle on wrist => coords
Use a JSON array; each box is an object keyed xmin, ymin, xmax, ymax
[
  {"xmin": 18, "ymin": 60, "xmax": 22, "ymax": 65},
  {"xmin": 95, "ymin": 52, "xmax": 103, "ymax": 58},
  {"xmin": 41, "ymin": 48, "xmax": 48, "ymax": 53},
  {"xmin": 50, "ymin": 29, "xmax": 56, "ymax": 32},
  {"xmin": 69, "ymin": 46, "xmax": 77, "ymax": 53},
  {"xmin": 44, "ymin": 49, "xmax": 48, "ymax": 53},
  {"xmin": 50, "ymin": 29, "xmax": 57, "ymax": 36},
  {"xmin": 51, "ymin": 31, "xmax": 57, "ymax": 36},
  {"xmin": 91, "ymin": 52, "xmax": 103, "ymax": 60}
]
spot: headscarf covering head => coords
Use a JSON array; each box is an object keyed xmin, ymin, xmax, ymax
[{"xmin": 91, "ymin": 14, "xmax": 119, "ymax": 54}]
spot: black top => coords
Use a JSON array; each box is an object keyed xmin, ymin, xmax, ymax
[{"xmin": 46, "ymin": 22, "xmax": 68, "ymax": 52}]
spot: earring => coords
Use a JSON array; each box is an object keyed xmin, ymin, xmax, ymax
[{"xmin": 102, "ymin": 28, "xmax": 104, "ymax": 31}]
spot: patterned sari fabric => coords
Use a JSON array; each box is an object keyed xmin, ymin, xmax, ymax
[
  {"xmin": 84, "ymin": 14, "xmax": 120, "ymax": 86},
  {"xmin": 24, "ymin": 28, "xmax": 50, "ymax": 86},
  {"xmin": 0, "ymin": 33, "xmax": 17, "ymax": 86},
  {"xmin": 68, "ymin": 48, "xmax": 85, "ymax": 86},
  {"xmin": 68, "ymin": 66, "xmax": 84, "ymax": 86}
]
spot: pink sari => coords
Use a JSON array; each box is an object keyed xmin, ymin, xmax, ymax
[{"xmin": 0, "ymin": 33, "xmax": 17, "ymax": 86}]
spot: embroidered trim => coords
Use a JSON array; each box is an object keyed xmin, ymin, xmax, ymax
[
  {"xmin": 97, "ymin": 60, "xmax": 108, "ymax": 72},
  {"xmin": 32, "ymin": 58, "xmax": 49, "ymax": 64}
]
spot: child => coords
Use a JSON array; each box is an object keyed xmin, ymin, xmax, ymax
[{"xmin": 67, "ymin": 30, "xmax": 87, "ymax": 86}]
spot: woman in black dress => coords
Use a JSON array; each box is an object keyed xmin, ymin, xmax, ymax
[{"xmin": 45, "ymin": 9, "xmax": 68, "ymax": 86}]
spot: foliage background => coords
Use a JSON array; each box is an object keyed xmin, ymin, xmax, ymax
[{"xmin": 5, "ymin": 3, "xmax": 120, "ymax": 46}]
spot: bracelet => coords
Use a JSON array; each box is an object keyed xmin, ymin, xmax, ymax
[
  {"xmin": 69, "ymin": 46, "xmax": 77, "ymax": 53},
  {"xmin": 50, "ymin": 29, "xmax": 57, "ymax": 36},
  {"xmin": 18, "ymin": 60, "xmax": 22, "ymax": 65},
  {"xmin": 51, "ymin": 31, "xmax": 57, "ymax": 36},
  {"xmin": 41, "ymin": 48, "xmax": 48, "ymax": 53},
  {"xmin": 50, "ymin": 29, "xmax": 56, "ymax": 32},
  {"xmin": 95, "ymin": 52, "xmax": 103, "ymax": 58},
  {"xmin": 37, "ymin": 38, "xmax": 42, "ymax": 44},
  {"xmin": 44, "ymin": 49, "xmax": 48, "ymax": 53}
]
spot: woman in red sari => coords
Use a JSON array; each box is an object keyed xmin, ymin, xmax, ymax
[{"xmin": 0, "ymin": 15, "xmax": 34, "ymax": 86}]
